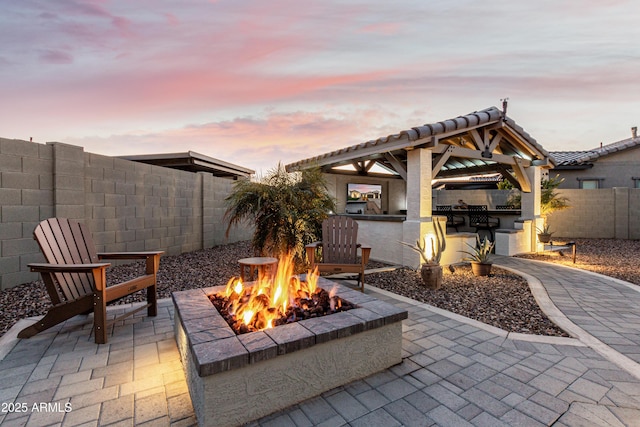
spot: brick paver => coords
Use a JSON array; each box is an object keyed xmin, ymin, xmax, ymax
[
  {"xmin": 498, "ymin": 256, "xmax": 640, "ymax": 369},
  {"xmin": 0, "ymin": 300, "xmax": 197, "ymax": 426}
]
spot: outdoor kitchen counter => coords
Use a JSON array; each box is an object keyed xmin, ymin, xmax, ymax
[{"xmin": 342, "ymin": 214, "xmax": 406, "ymax": 221}]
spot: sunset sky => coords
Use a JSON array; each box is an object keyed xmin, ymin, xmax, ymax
[{"xmin": 2, "ymin": 0, "xmax": 639, "ymax": 174}]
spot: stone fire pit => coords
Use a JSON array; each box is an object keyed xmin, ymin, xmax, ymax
[{"xmin": 173, "ymin": 277, "xmax": 407, "ymax": 427}]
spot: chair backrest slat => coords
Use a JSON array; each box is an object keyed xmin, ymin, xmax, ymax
[
  {"xmin": 322, "ymin": 216, "xmax": 358, "ymax": 264},
  {"xmin": 468, "ymin": 205, "xmax": 489, "ymax": 224},
  {"xmin": 436, "ymin": 205, "xmax": 454, "ymax": 222},
  {"xmin": 34, "ymin": 218, "xmax": 97, "ymax": 302}
]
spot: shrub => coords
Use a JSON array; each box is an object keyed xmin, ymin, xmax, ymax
[{"xmin": 225, "ymin": 165, "xmax": 336, "ymax": 265}]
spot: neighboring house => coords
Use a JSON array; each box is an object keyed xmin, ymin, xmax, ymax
[{"xmin": 550, "ymin": 127, "xmax": 640, "ymax": 189}]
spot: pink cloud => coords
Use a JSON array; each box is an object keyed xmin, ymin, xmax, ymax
[
  {"xmin": 359, "ymin": 22, "xmax": 402, "ymax": 35},
  {"xmin": 3, "ymin": 0, "xmax": 639, "ymax": 164},
  {"xmin": 66, "ymin": 108, "xmax": 420, "ymax": 173},
  {"xmin": 38, "ymin": 49, "xmax": 74, "ymax": 64}
]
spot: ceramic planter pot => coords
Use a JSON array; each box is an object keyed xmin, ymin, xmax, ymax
[
  {"xmin": 538, "ymin": 233, "xmax": 552, "ymax": 244},
  {"xmin": 471, "ymin": 262, "xmax": 492, "ymax": 277},
  {"xmin": 420, "ymin": 263, "xmax": 443, "ymax": 289}
]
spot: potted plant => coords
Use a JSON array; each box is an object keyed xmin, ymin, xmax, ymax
[
  {"xmin": 400, "ymin": 219, "xmax": 446, "ymax": 289},
  {"xmin": 536, "ymin": 224, "xmax": 554, "ymax": 244},
  {"xmin": 459, "ymin": 236, "xmax": 495, "ymax": 276}
]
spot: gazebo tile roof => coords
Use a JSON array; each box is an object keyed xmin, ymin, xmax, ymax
[{"xmin": 286, "ymin": 106, "xmax": 549, "ymax": 172}]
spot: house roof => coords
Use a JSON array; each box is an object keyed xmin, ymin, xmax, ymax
[
  {"xmin": 286, "ymin": 106, "xmax": 553, "ymax": 190},
  {"xmin": 551, "ymin": 135, "xmax": 640, "ymax": 168},
  {"xmin": 119, "ymin": 151, "xmax": 254, "ymax": 179}
]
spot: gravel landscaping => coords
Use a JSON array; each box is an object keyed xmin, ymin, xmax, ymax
[
  {"xmin": 365, "ymin": 265, "xmax": 570, "ymax": 336},
  {"xmin": 1, "ymin": 238, "xmax": 638, "ymax": 339},
  {"xmin": 516, "ymin": 238, "xmax": 640, "ymax": 285}
]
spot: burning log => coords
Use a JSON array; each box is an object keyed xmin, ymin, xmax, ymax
[
  {"xmin": 209, "ymin": 253, "xmax": 355, "ymax": 334},
  {"xmin": 211, "ymin": 285, "xmax": 355, "ymax": 334}
]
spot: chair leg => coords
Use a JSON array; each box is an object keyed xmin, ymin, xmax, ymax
[
  {"xmin": 17, "ymin": 297, "xmax": 94, "ymax": 339},
  {"xmin": 93, "ymin": 291, "xmax": 108, "ymax": 344},
  {"xmin": 145, "ymin": 255, "xmax": 160, "ymax": 317},
  {"xmin": 147, "ymin": 284, "xmax": 157, "ymax": 317}
]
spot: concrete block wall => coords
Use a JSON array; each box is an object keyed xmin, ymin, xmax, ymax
[
  {"xmin": 83, "ymin": 151, "xmax": 206, "ymax": 255},
  {"xmin": 630, "ymin": 189, "xmax": 640, "ymax": 240},
  {"xmin": 201, "ymin": 172, "xmax": 253, "ymax": 247},
  {"xmin": 0, "ymin": 138, "xmax": 253, "ymax": 290},
  {"xmin": 546, "ymin": 189, "xmax": 640, "ymax": 239},
  {"xmin": 0, "ymin": 139, "xmax": 54, "ymax": 288}
]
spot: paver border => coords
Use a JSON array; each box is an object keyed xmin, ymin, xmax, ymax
[{"xmin": 496, "ymin": 260, "xmax": 640, "ymax": 381}]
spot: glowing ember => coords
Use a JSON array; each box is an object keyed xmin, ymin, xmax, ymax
[{"xmin": 210, "ymin": 253, "xmax": 355, "ymax": 334}]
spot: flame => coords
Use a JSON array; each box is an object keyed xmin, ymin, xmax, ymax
[{"xmin": 220, "ymin": 253, "xmax": 320, "ymax": 332}]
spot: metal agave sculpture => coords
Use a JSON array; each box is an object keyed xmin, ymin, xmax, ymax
[{"xmin": 400, "ymin": 219, "xmax": 446, "ymax": 265}]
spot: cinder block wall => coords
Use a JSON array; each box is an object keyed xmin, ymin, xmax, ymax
[
  {"xmin": 548, "ymin": 188, "xmax": 640, "ymax": 239},
  {"xmin": 630, "ymin": 189, "xmax": 640, "ymax": 240},
  {"xmin": 0, "ymin": 139, "xmax": 54, "ymax": 289},
  {"xmin": 0, "ymin": 138, "xmax": 253, "ymax": 290}
]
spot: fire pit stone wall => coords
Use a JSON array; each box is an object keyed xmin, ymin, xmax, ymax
[{"xmin": 173, "ymin": 277, "xmax": 408, "ymax": 427}]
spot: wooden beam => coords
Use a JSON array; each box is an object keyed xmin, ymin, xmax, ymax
[
  {"xmin": 512, "ymin": 157, "xmax": 532, "ymax": 192},
  {"xmin": 437, "ymin": 163, "xmax": 505, "ymax": 178},
  {"xmin": 383, "ymin": 153, "xmax": 407, "ymax": 181},
  {"xmin": 496, "ymin": 165, "xmax": 520, "ymax": 188},
  {"xmin": 487, "ymin": 132, "xmax": 502, "ymax": 153},
  {"xmin": 364, "ymin": 160, "xmax": 376, "ymax": 172},
  {"xmin": 431, "ymin": 146, "xmax": 454, "ymax": 179},
  {"xmin": 449, "ymin": 146, "xmax": 531, "ymax": 166},
  {"xmin": 430, "ymin": 119, "xmax": 502, "ymax": 142},
  {"xmin": 350, "ymin": 161, "xmax": 365, "ymax": 174},
  {"xmin": 469, "ymin": 129, "xmax": 484, "ymax": 151}
]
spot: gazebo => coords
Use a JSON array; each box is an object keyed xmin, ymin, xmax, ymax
[{"xmin": 286, "ymin": 105, "xmax": 554, "ymax": 266}]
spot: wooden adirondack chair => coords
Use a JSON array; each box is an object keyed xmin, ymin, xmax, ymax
[
  {"xmin": 18, "ymin": 218, "xmax": 163, "ymax": 344},
  {"xmin": 305, "ymin": 216, "xmax": 371, "ymax": 292}
]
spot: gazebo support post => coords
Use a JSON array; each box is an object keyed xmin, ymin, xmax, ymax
[
  {"xmin": 402, "ymin": 148, "xmax": 434, "ymax": 268},
  {"xmin": 520, "ymin": 165, "xmax": 544, "ymax": 252}
]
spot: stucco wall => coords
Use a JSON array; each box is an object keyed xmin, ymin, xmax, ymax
[
  {"xmin": 323, "ymin": 174, "xmax": 407, "ymax": 215},
  {"xmin": 354, "ymin": 219, "xmax": 404, "ymax": 264},
  {"xmin": 554, "ymin": 147, "xmax": 640, "ymax": 189},
  {"xmin": 0, "ymin": 138, "xmax": 253, "ymax": 290},
  {"xmin": 433, "ymin": 189, "xmax": 516, "ymax": 208}
]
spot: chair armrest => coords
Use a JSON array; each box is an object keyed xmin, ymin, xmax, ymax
[
  {"xmin": 29, "ymin": 262, "xmax": 111, "ymax": 273},
  {"xmin": 97, "ymin": 251, "xmax": 164, "ymax": 260},
  {"xmin": 305, "ymin": 242, "xmax": 322, "ymax": 267},
  {"xmin": 360, "ymin": 245, "xmax": 372, "ymax": 266}
]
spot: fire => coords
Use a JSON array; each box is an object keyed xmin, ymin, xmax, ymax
[{"xmin": 220, "ymin": 253, "xmax": 320, "ymax": 332}]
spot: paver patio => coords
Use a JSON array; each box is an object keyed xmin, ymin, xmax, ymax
[{"xmin": 1, "ymin": 257, "xmax": 639, "ymax": 426}]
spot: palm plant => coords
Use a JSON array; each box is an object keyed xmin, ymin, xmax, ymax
[
  {"xmin": 224, "ymin": 164, "xmax": 336, "ymax": 265},
  {"xmin": 540, "ymin": 174, "xmax": 570, "ymax": 221},
  {"xmin": 497, "ymin": 175, "xmax": 570, "ymax": 220}
]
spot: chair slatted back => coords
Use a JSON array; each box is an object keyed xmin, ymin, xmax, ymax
[
  {"xmin": 33, "ymin": 218, "xmax": 98, "ymax": 304},
  {"xmin": 322, "ymin": 216, "xmax": 359, "ymax": 264},
  {"xmin": 468, "ymin": 205, "xmax": 490, "ymax": 224},
  {"xmin": 436, "ymin": 205, "xmax": 454, "ymax": 222}
]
